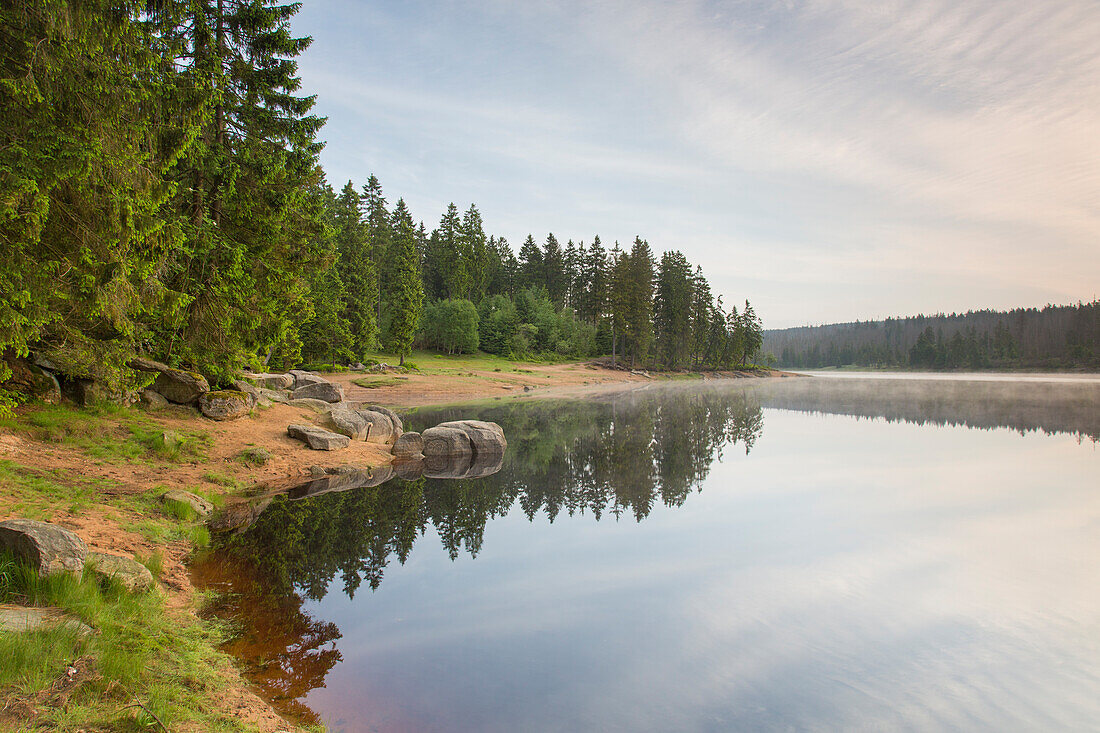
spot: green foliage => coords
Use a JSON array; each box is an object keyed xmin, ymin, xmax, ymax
[
  {"xmin": 384, "ymin": 199, "xmax": 424, "ymax": 365},
  {"xmin": 420, "ymin": 299, "xmax": 480, "ymax": 355}
]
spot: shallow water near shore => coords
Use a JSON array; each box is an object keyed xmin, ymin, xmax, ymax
[{"xmin": 194, "ymin": 374, "xmax": 1100, "ymax": 732}]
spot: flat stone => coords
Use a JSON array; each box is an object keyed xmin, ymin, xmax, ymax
[
  {"xmin": 161, "ymin": 489, "xmax": 214, "ymax": 518},
  {"xmin": 258, "ymin": 387, "xmax": 289, "ymax": 403},
  {"xmin": 327, "ymin": 408, "xmax": 369, "ymax": 440},
  {"xmin": 243, "ymin": 372, "xmax": 294, "ymax": 390},
  {"xmin": 0, "ymin": 519, "xmax": 86, "ymax": 577},
  {"xmin": 287, "ymin": 424, "xmax": 350, "ymax": 450},
  {"xmin": 0, "ymin": 604, "xmax": 94, "ymax": 636},
  {"xmin": 291, "ymin": 381, "xmax": 344, "ymax": 403},
  {"xmin": 231, "ymin": 380, "xmax": 261, "ymax": 405},
  {"xmin": 153, "ymin": 368, "xmax": 209, "ymax": 404},
  {"xmin": 392, "ymin": 431, "xmax": 423, "ymax": 458},
  {"xmin": 87, "ymin": 552, "xmax": 154, "ymax": 593},
  {"xmin": 287, "ymin": 397, "xmax": 335, "ymax": 413},
  {"xmin": 199, "ymin": 390, "xmax": 252, "ymax": 421},
  {"xmin": 289, "ymin": 370, "xmax": 327, "ymax": 389}
]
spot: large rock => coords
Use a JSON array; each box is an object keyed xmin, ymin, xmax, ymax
[
  {"xmin": 365, "ymin": 405, "xmax": 404, "ymax": 434},
  {"xmin": 0, "ymin": 519, "xmax": 87, "ymax": 577},
  {"xmin": 357, "ymin": 410, "xmax": 395, "ymax": 444},
  {"xmin": 199, "ymin": 390, "xmax": 252, "ymax": 421},
  {"xmin": 129, "ymin": 355, "xmax": 170, "ymax": 373},
  {"xmin": 257, "ymin": 387, "xmax": 290, "ymax": 404},
  {"xmin": 433, "ymin": 420, "xmax": 507, "ymax": 454},
  {"xmin": 287, "ymin": 424, "xmax": 351, "ymax": 451},
  {"xmin": 60, "ymin": 377, "xmax": 108, "ymax": 406},
  {"xmin": 421, "ymin": 425, "xmax": 473, "ymax": 457},
  {"xmin": 291, "ymin": 381, "xmax": 344, "ymax": 403},
  {"xmin": 153, "ymin": 367, "xmax": 209, "ymax": 404},
  {"xmin": 231, "ymin": 380, "xmax": 262, "ymax": 406},
  {"xmin": 287, "ymin": 397, "xmax": 335, "ymax": 413},
  {"xmin": 326, "ymin": 408, "xmax": 369, "ymax": 440},
  {"xmin": 161, "ymin": 489, "xmax": 214, "ymax": 518},
  {"xmin": 140, "ymin": 389, "xmax": 169, "ymax": 410},
  {"xmin": 289, "ymin": 370, "xmax": 327, "ymax": 389},
  {"xmin": 87, "ymin": 552, "xmax": 154, "ymax": 593},
  {"xmin": 244, "ymin": 372, "xmax": 294, "ymax": 390},
  {"xmin": 0, "ymin": 605, "xmax": 94, "ymax": 636},
  {"xmin": 2, "ymin": 356, "xmax": 60, "ymax": 404},
  {"xmin": 392, "ymin": 431, "xmax": 423, "ymax": 459}
]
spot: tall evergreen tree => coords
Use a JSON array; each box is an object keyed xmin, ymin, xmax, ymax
[
  {"xmin": 654, "ymin": 250, "xmax": 693, "ymax": 368},
  {"xmin": 333, "ymin": 181, "xmax": 377, "ymax": 356},
  {"xmin": 460, "ymin": 204, "xmax": 488, "ymax": 302},
  {"xmin": 360, "ymin": 174, "xmax": 390, "ymax": 320},
  {"xmin": 386, "ymin": 199, "xmax": 424, "ymax": 366},
  {"xmin": 518, "ymin": 235, "xmax": 543, "ymax": 291},
  {"xmin": 543, "ymin": 233, "xmax": 566, "ymax": 307}
]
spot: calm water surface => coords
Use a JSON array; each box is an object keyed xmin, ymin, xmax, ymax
[{"xmin": 195, "ymin": 375, "xmax": 1100, "ymax": 732}]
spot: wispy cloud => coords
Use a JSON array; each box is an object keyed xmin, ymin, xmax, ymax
[{"xmin": 296, "ymin": 0, "xmax": 1100, "ymax": 326}]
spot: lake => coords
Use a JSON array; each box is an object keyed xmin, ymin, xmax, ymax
[{"xmin": 193, "ymin": 374, "xmax": 1100, "ymax": 732}]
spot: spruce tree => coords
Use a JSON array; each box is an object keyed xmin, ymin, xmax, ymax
[
  {"xmin": 334, "ymin": 181, "xmax": 377, "ymax": 357},
  {"xmin": 386, "ymin": 199, "xmax": 424, "ymax": 366},
  {"xmin": 460, "ymin": 204, "xmax": 488, "ymax": 302},
  {"xmin": 518, "ymin": 235, "xmax": 543, "ymax": 291},
  {"xmin": 543, "ymin": 233, "xmax": 566, "ymax": 307},
  {"xmin": 360, "ymin": 174, "xmax": 390, "ymax": 320}
]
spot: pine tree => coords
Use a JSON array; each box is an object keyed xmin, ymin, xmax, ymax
[
  {"xmin": 543, "ymin": 233, "xmax": 566, "ymax": 307},
  {"xmin": 334, "ymin": 181, "xmax": 377, "ymax": 357},
  {"xmin": 518, "ymin": 235, "xmax": 543, "ymax": 291},
  {"xmin": 654, "ymin": 250, "xmax": 693, "ymax": 368},
  {"xmin": 386, "ymin": 199, "xmax": 424, "ymax": 365},
  {"xmin": 360, "ymin": 174, "xmax": 390, "ymax": 320},
  {"xmin": 434, "ymin": 203, "xmax": 467, "ymax": 299},
  {"xmin": 460, "ymin": 204, "xmax": 487, "ymax": 302}
]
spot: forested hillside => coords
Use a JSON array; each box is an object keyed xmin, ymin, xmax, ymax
[
  {"xmin": 0, "ymin": 1, "xmax": 762, "ymax": 415},
  {"xmin": 765, "ymin": 302, "xmax": 1100, "ymax": 370}
]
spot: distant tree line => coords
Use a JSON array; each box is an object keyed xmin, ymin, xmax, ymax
[
  {"xmin": 310, "ymin": 179, "xmax": 764, "ymax": 370},
  {"xmin": 0, "ymin": 2, "xmax": 762, "ymax": 415},
  {"xmin": 765, "ymin": 302, "xmax": 1100, "ymax": 370}
]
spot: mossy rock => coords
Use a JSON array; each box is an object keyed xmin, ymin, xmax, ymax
[{"xmin": 199, "ymin": 390, "xmax": 251, "ymax": 421}]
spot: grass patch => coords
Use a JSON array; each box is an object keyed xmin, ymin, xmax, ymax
[
  {"xmin": 202, "ymin": 471, "xmax": 243, "ymax": 491},
  {"xmin": 0, "ymin": 550, "xmax": 259, "ymax": 731},
  {"xmin": 235, "ymin": 447, "xmax": 272, "ymax": 466},
  {"xmin": 0, "ymin": 403, "xmax": 211, "ymax": 465}
]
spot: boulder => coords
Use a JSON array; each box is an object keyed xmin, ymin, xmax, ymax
[
  {"xmin": 2, "ymin": 356, "xmax": 61, "ymax": 404},
  {"xmin": 288, "ymin": 397, "xmax": 336, "ymax": 413},
  {"xmin": 0, "ymin": 605, "xmax": 94, "ymax": 637},
  {"xmin": 61, "ymin": 377, "xmax": 108, "ymax": 406},
  {"xmin": 435, "ymin": 420, "xmax": 507, "ymax": 454},
  {"xmin": 0, "ymin": 519, "xmax": 86, "ymax": 577},
  {"xmin": 287, "ymin": 424, "xmax": 351, "ymax": 451},
  {"xmin": 365, "ymin": 405, "xmax": 404, "ymax": 434},
  {"xmin": 161, "ymin": 489, "xmax": 214, "ymax": 518},
  {"xmin": 326, "ymin": 408, "xmax": 369, "ymax": 440},
  {"xmin": 291, "ymin": 381, "xmax": 344, "ymax": 403},
  {"xmin": 258, "ymin": 387, "xmax": 290, "ymax": 403},
  {"xmin": 357, "ymin": 410, "xmax": 395, "ymax": 444},
  {"xmin": 199, "ymin": 390, "xmax": 252, "ymax": 421},
  {"xmin": 153, "ymin": 367, "xmax": 209, "ymax": 404},
  {"xmin": 421, "ymin": 425, "xmax": 473, "ymax": 457},
  {"xmin": 87, "ymin": 552, "xmax": 154, "ymax": 593},
  {"xmin": 392, "ymin": 431, "xmax": 423, "ymax": 459},
  {"xmin": 129, "ymin": 355, "xmax": 170, "ymax": 373},
  {"xmin": 289, "ymin": 370, "xmax": 327, "ymax": 389},
  {"xmin": 140, "ymin": 389, "xmax": 169, "ymax": 409},
  {"xmin": 243, "ymin": 372, "xmax": 294, "ymax": 390},
  {"xmin": 231, "ymin": 380, "xmax": 261, "ymax": 406}
]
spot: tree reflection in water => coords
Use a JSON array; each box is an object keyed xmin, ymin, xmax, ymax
[{"xmin": 193, "ymin": 386, "xmax": 765, "ymax": 721}]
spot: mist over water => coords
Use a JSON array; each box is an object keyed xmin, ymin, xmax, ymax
[{"xmin": 196, "ymin": 375, "xmax": 1100, "ymax": 732}]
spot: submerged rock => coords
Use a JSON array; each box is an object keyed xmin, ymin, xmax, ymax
[
  {"xmin": 291, "ymin": 381, "xmax": 344, "ymax": 403},
  {"xmin": 199, "ymin": 390, "xmax": 252, "ymax": 421},
  {"xmin": 0, "ymin": 519, "xmax": 87, "ymax": 577},
  {"xmin": 87, "ymin": 552, "xmax": 154, "ymax": 593},
  {"xmin": 287, "ymin": 424, "xmax": 351, "ymax": 450}
]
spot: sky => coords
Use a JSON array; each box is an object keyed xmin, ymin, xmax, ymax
[{"xmin": 291, "ymin": 0, "xmax": 1100, "ymax": 329}]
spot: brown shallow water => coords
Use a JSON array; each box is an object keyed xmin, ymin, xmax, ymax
[{"xmin": 194, "ymin": 375, "xmax": 1100, "ymax": 732}]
